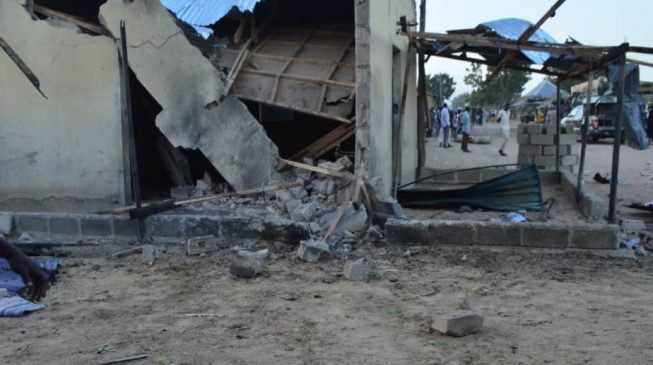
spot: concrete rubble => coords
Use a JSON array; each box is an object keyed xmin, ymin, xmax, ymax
[
  {"xmin": 343, "ymin": 258, "xmax": 371, "ymax": 282},
  {"xmin": 297, "ymin": 240, "xmax": 330, "ymax": 263},
  {"xmin": 99, "ymin": 0, "xmax": 282, "ymax": 191},
  {"xmin": 431, "ymin": 310, "xmax": 485, "ymax": 337},
  {"xmin": 230, "ymin": 256, "xmax": 262, "ymax": 279}
]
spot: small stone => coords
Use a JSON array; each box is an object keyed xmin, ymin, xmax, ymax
[
  {"xmin": 275, "ymin": 190, "xmax": 294, "ymax": 202},
  {"xmin": 142, "ymin": 245, "xmax": 160, "ymax": 265},
  {"xmin": 0, "ymin": 214, "xmax": 12, "ymax": 235},
  {"xmin": 344, "ymin": 258, "xmax": 371, "ymax": 282},
  {"xmin": 297, "ymin": 240, "xmax": 330, "ymax": 263},
  {"xmin": 309, "ymin": 222, "xmax": 322, "ymax": 234},
  {"xmin": 291, "ymin": 201, "xmax": 319, "ymax": 222},
  {"xmin": 230, "ymin": 256, "xmax": 262, "ymax": 278},
  {"xmin": 431, "ymin": 310, "xmax": 484, "ymax": 337},
  {"xmin": 403, "ymin": 249, "xmax": 413, "ymax": 257}
]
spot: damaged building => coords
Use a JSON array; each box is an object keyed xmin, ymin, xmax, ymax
[{"xmin": 0, "ymin": 0, "xmax": 418, "ymax": 207}]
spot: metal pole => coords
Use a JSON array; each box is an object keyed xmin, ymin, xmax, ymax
[
  {"xmin": 120, "ymin": 21, "xmax": 145, "ymax": 242},
  {"xmin": 555, "ymin": 78, "xmax": 562, "ymax": 175},
  {"xmin": 576, "ymin": 69, "xmax": 594, "ymax": 203},
  {"xmin": 608, "ymin": 51, "xmax": 627, "ymax": 223}
]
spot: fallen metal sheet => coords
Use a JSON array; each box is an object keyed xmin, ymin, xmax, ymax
[
  {"xmin": 160, "ymin": 0, "xmax": 265, "ymax": 38},
  {"xmin": 397, "ymin": 165, "xmax": 544, "ymax": 212},
  {"xmin": 627, "ymin": 203, "xmax": 653, "ymax": 213}
]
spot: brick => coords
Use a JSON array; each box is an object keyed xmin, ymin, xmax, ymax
[
  {"xmin": 534, "ymin": 156, "xmax": 557, "ymax": 167},
  {"xmin": 522, "ymin": 223, "xmax": 569, "ymax": 248},
  {"xmin": 543, "ymin": 145, "xmax": 570, "ymax": 156},
  {"xmin": 518, "ymin": 145, "xmax": 543, "ymax": 156},
  {"xmin": 80, "ymin": 218, "xmax": 112, "ymax": 236},
  {"xmin": 385, "ymin": 220, "xmax": 430, "ymax": 244},
  {"xmin": 474, "ymin": 223, "xmax": 522, "ymax": 246},
  {"xmin": 570, "ymin": 224, "xmax": 619, "ymax": 249},
  {"xmin": 146, "ymin": 216, "xmax": 184, "ymax": 238},
  {"xmin": 431, "ymin": 310, "xmax": 484, "ymax": 337},
  {"xmin": 556, "ymin": 134, "xmax": 577, "ymax": 145},
  {"xmin": 561, "ymin": 155, "xmax": 579, "ymax": 166},
  {"xmin": 526, "ymin": 124, "xmax": 544, "ymax": 135},
  {"xmin": 49, "ymin": 217, "xmax": 80, "ymax": 236},
  {"xmin": 530, "ymin": 134, "xmax": 555, "ymax": 145},
  {"xmin": 18, "ymin": 216, "xmax": 48, "ymax": 233},
  {"xmin": 113, "ymin": 218, "xmax": 140, "ymax": 237},
  {"xmin": 517, "ymin": 133, "xmax": 530, "ymax": 145}
]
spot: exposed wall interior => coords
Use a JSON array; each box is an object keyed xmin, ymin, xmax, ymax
[{"xmin": 0, "ymin": 0, "xmax": 124, "ymax": 204}]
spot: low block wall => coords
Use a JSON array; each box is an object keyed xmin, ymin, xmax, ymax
[{"xmin": 517, "ymin": 124, "xmax": 579, "ymax": 172}]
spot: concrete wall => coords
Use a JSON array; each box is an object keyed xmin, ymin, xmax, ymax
[
  {"xmin": 356, "ymin": 0, "xmax": 418, "ymax": 194},
  {"xmin": 0, "ymin": 1, "xmax": 124, "ymax": 203}
]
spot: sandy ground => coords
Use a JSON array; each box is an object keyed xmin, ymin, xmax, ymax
[
  {"xmin": 3, "ymin": 244, "xmax": 653, "ymax": 365},
  {"xmin": 426, "ymin": 121, "xmax": 653, "ymax": 224}
]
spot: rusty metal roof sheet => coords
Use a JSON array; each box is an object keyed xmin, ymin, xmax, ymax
[{"xmin": 160, "ymin": 0, "xmax": 264, "ymax": 38}]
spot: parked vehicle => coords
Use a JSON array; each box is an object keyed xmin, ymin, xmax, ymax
[{"xmin": 562, "ymin": 96, "xmax": 623, "ymax": 143}]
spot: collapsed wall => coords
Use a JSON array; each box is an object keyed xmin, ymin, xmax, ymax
[
  {"xmin": 99, "ymin": 0, "xmax": 282, "ymax": 191},
  {"xmin": 0, "ymin": 0, "xmax": 124, "ymax": 203}
]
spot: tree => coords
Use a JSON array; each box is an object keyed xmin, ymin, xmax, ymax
[
  {"xmin": 426, "ymin": 73, "xmax": 456, "ymax": 105},
  {"xmin": 452, "ymin": 92, "xmax": 471, "ymax": 108},
  {"xmin": 463, "ymin": 63, "xmax": 531, "ymax": 107}
]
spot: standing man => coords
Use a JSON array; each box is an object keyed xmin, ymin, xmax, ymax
[
  {"xmin": 461, "ymin": 105, "xmax": 472, "ymax": 153},
  {"xmin": 0, "ymin": 237, "xmax": 48, "ymax": 301},
  {"xmin": 440, "ymin": 103, "xmax": 452, "ymax": 148},
  {"xmin": 498, "ymin": 103, "xmax": 511, "ymax": 156}
]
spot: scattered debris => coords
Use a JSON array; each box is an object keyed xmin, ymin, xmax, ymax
[
  {"xmin": 97, "ymin": 354, "xmax": 148, "ymax": 365},
  {"xmin": 230, "ymin": 256, "xmax": 262, "ymax": 278},
  {"xmin": 594, "ymin": 173, "xmax": 610, "ymax": 184},
  {"xmin": 142, "ymin": 245, "xmax": 160, "ymax": 265},
  {"xmin": 344, "ymin": 258, "xmax": 371, "ymax": 282},
  {"xmin": 431, "ymin": 310, "xmax": 485, "ymax": 337},
  {"xmin": 491, "ymin": 212, "xmax": 527, "ymax": 223},
  {"xmin": 297, "ymin": 240, "xmax": 330, "ymax": 263},
  {"xmin": 187, "ymin": 236, "xmax": 221, "ymax": 256}
]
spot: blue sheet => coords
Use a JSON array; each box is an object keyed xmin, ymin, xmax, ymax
[
  {"xmin": 0, "ymin": 289, "xmax": 45, "ymax": 317},
  {"xmin": 0, "ymin": 259, "xmax": 61, "ymax": 317}
]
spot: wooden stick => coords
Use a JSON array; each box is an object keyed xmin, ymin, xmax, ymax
[
  {"xmin": 33, "ymin": 5, "xmax": 112, "ymax": 37},
  {"xmin": 324, "ymin": 181, "xmax": 357, "ymax": 239},
  {"xmin": 109, "ymin": 247, "xmax": 143, "ymax": 259},
  {"xmin": 98, "ymin": 355, "xmax": 148, "ymax": 365},
  {"xmin": 282, "ymin": 159, "xmax": 356, "ymax": 181}
]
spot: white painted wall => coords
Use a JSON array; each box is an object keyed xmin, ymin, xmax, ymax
[
  {"xmin": 0, "ymin": 1, "xmax": 124, "ymax": 202},
  {"xmin": 368, "ymin": 0, "xmax": 418, "ymax": 192}
]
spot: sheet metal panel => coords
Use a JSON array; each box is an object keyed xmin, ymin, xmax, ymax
[{"xmin": 478, "ymin": 18, "xmax": 558, "ymax": 65}]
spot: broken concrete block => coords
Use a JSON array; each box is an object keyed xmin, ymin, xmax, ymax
[
  {"xmin": 290, "ymin": 186, "xmax": 309, "ymax": 200},
  {"xmin": 230, "ymin": 256, "xmax": 262, "ymax": 278},
  {"xmin": 237, "ymin": 249, "xmax": 270, "ymax": 262},
  {"xmin": 142, "ymin": 245, "xmax": 160, "ymax": 265},
  {"xmin": 291, "ymin": 201, "xmax": 319, "ymax": 222},
  {"xmin": 336, "ymin": 156, "xmax": 353, "ymax": 169},
  {"xmin": 187, "ymin": 236, "xmax": 220, "ymax": 256},
  {"xmin": 275, "ymin": 189, "xmax": 294, "ymax": 202},
  {"xmin": 431, "ymin": 310, "xmax": 484, "ymax": 337},
  {"xmin": 285, "ymin": 199, "xmax": 302, "ymax": 213},
  {"xmin": 297, "ymin": 240, "xmax": 330, "ymax": 263},
  {"xmin": 100, "ymin": 0, "xmax": 281, "ymax": 191},
  {"xmin": 309, "ymin": 222, "xmax": 322, "ymax": 234},
  {"xmin": 344, "ymin": 258, "xmax": 371, "ymax": 282},
  {"xmin": 0, "ymin": 214, "xmax": 12, "ymax": 235},
  {"xmin": 365, "ymin": 225, "xmax": 384, "ymax": 241},
  {"xmin": 318, "ymin": 161, "xmax": 346, "ymax": 172},
  {"xmin": 325, "ymin": 179, "xmax": 336, "ymax": 196}
]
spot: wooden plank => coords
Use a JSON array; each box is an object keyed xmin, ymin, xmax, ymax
[
  {"xmin": 225, "ymin": 40, "xmax": 252, "ymax": 94},
  {"xmin": 269, "ymin": 29, "xmax": 314, "ymax": 103},
  {"xmin": 220, "ymin": 49, "xmax": 355, "ymax": 68},
  {"xmin": 316, "ymin": 37, "xmax": 354, "ymax": 113},
  {"xmin": 324, "ymin": 180, "xmax": 358, "ymax": 239},
  {"xmin": 289, "ymin": 124, "xmax": 355, "ymax": 161},
  {"xmin": 33, "ymin": 4, "xmax": 111, "ymax": 37},
  {"xmin": 0, "ymin": 36, "xmax": 47, "ymax": 99},
  {"xmin": 236, "ymin": 96, "xmax": 354, "ymax": 124},
  {"xmin": 240, "ymin": 69, "xmax": 355, "ymax": 88},
  {"xmin": 233, "ymin": 15, "xmax": 250, "ymax": 44},
  {"xmin": 282, "ymin": 159, "xmax": 356, "ymax": 181}
]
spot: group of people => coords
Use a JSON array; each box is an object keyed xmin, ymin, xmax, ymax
[{"xmin": 430, "ymin": 103, "xmax": 512, "ymax": 156}]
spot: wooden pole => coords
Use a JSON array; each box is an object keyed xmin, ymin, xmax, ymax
[
  {"xmin": 576, "ymin": 69, "xmax": 593, "ymax": 203},
  {"xmin": 609, "ymin": 51, "xmax": 627, "ymax": 223}
]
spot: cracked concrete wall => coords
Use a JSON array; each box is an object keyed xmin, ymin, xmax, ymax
[
  {"xmin": 100, "ymin": 0, "xmax": 282, "ymax": 191},
  {"xmin": 0, "ymin": 0, "xmax": 124, "ymax": 203}
]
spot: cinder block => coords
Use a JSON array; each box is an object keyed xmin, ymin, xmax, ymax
[
  {"xmin": 527, "ymin": 124, "xmax": 544, "ymax": 135},
  {"xmin": 474, "ymin": 223, "xmax": 522, "ymax": 246},
  {"xmin": 146, "ymin": 216, "xmax": 185, "ymax": 238},
  {"xmin": 561, "ymin": 155, "xmax": 579, "ymax": 166},
  {"xmin": 113, "ymin": 218, "xmax": 140, "ymax": 237},
  {"xmin": 517, "ymin": 155, "xmax": 533, "ymax": 165},
  {"xmin": 534, "ymin": 156, "xmax": 557, "ymax": 166},
  {"xmin": 570, "ymin": 144, "xmax": 581, "ymax": 156},
  {"xmin": 49, "ymin": 217, "xmax": 80, "ymax": 236},
  {"xmin": 522, "ymin": 223, "xmax": 569, "ymax": 248},
  {"xmin": 18, "ymin": 216, "xmax": 48, "ymax": 233},
  {"xmin": 560, "ymin": 170, "xmax": 578, "ymax": 198},
  {"xmin": 519, "ymin": 145, "xmax": 543, "ymax": 156},
  {"xmin": 580, "ymin": 192, "xmax": 608, "ymax": 220},
  {"xmin": 530, "ymin": 134, "xmax": 555, "ymax": 145},
  {"xmin": 570, "ymin": 224, "xmax": 619, "ymax": 249},
  {"xmin": 385, "ymin": 220, "xmax": 475, "ymax": 246},
  {"xmin": 431, "ymin": 310, "xmax": 484, "ymax": 337},
  {"xmin": 517, "ymin": 133, "xmax": 530, "ymax": 145},
  {"xmin": 543, "ymin": 145, "xmax": 570, "ymax": 156},
  {"xmin": 80, "ymin": 218, "xmax": 112, "ymax": 236},
  {"xmin": 556, "ymin": 134, "xmax": 577, "ymax": 145}
]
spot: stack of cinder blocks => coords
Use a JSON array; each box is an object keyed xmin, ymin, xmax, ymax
[{"xmin": 517, "ymin": 124, "xmax": 579, "ymax": 172}]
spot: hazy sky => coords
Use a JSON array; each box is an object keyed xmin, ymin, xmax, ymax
[{"xmin": 423, "ymin": 0, "xmax": 653, "ymax": 100}]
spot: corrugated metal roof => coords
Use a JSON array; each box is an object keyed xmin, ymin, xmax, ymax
[
  {"xmin": 478, "ymin": 18, "xmax": 558, "ymax": 65},
  {"xmin": 160, "ymin": 0, "xmax": 264, "ymax": 38}
]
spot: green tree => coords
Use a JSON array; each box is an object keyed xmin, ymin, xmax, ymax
[
  {"xmin": 452, "ymin": 92, "xmax": 472, "ymax": 108},
  {"xmin": 464, "ymin": 63, "xmax": 531, "ymax": 107},
  {"xmin": 426, "ymin": 73, "xmax": 456, "ymax": 105}
]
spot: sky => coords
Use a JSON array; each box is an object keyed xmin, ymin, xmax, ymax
[{"xmin": 423, "ymin": 0, "xmax": 653, "ymax": 101}]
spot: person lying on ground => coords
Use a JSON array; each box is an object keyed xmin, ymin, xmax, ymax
[{"xmin": 0, "ymin": 237, "xmax": 48, "ymax": 301}]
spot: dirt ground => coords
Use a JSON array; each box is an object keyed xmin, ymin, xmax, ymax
[{"xmin": 3, "ymin": 243, "xmax": 653, "ymax": 365}]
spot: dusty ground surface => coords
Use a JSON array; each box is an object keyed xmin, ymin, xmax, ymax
[
  {"xmin": 426, "ymin": 121, "xmax": 653, "ymax": 224},
  {"xmin": 3, "ymin": 243, "xmax": 653, "ymax": 365}
]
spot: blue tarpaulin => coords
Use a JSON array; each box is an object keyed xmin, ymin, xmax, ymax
[
  {"xmin": 0, "ymin": 259, "xmax": 61, "ymax": 317},
  {"xmin": 160, "ymin": 0, "xmax": 265, "ymax": 38},
  {"xmin": 608, "ymin": 63, "xmax": 650, "ymax": 150},
  {"xmin": 478, "ymin": 18, "xmax": 558, "ymax": 65}
]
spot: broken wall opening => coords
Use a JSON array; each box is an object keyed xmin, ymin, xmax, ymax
[{"xmin": 33, "ymin": 0, "xmax": 108, "ymax": 24}]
